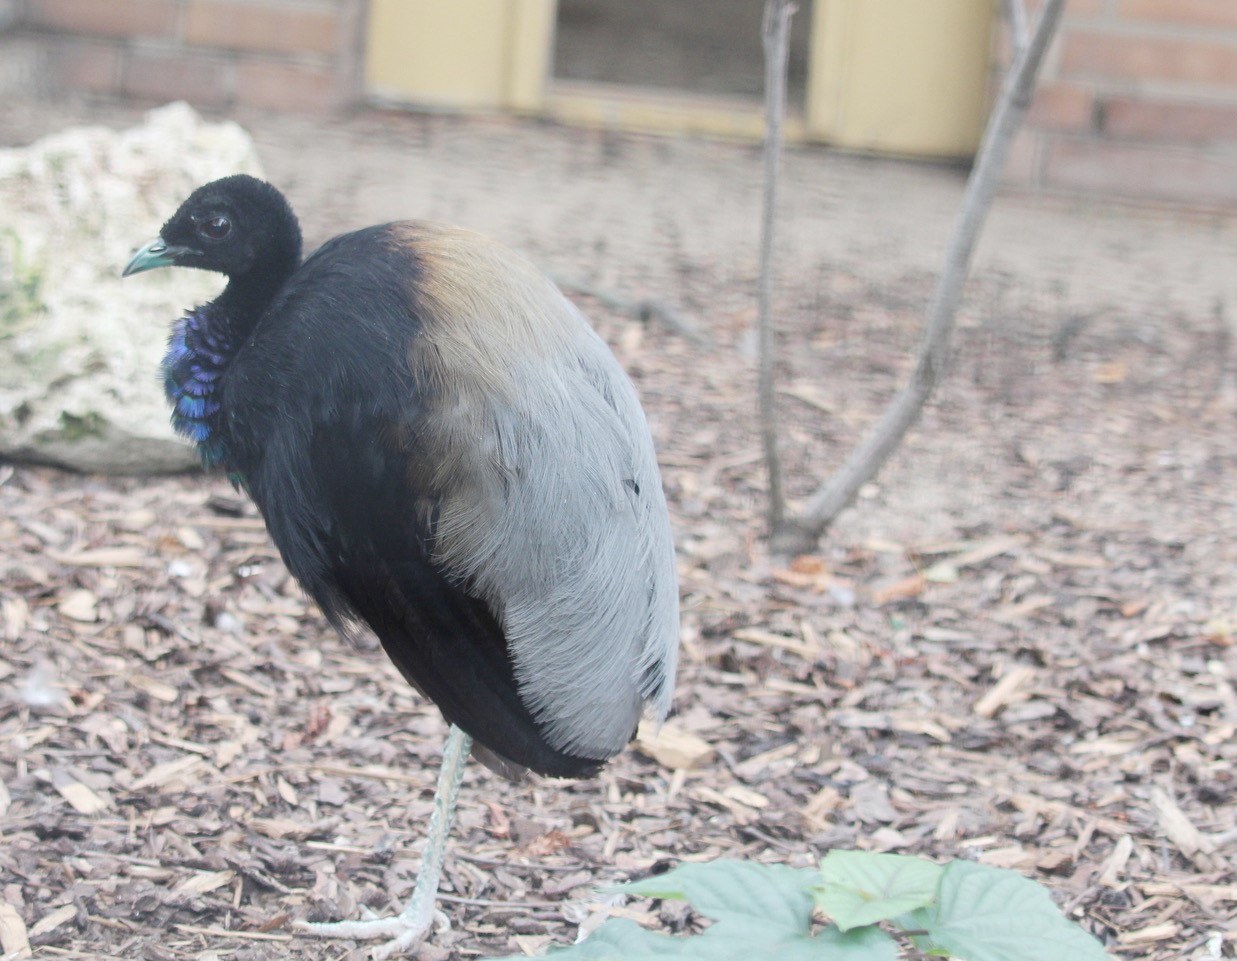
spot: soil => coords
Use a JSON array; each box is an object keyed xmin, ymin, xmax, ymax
[{"xmin": 1, "ymin": 94, "xmax": 1235, "ymax": 961}]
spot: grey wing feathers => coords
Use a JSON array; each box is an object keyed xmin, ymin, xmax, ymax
[{"xmin": 428, "ymin": 319, "xmax": 678, "ymax": 759}]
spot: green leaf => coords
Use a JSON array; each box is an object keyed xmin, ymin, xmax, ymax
[
  {"xmin": 808, "ymin": 923, "xmax": 900, "ymax": 961},
  {"xmin": 617, "ymin": 860, "xmax": 820, "ymax": 936},
  {"xmin": 814, "ymin": 851, "xmax": 944, "ymax": 931},
  {"xmin": 482, "ymin": 916, "xmax": 899, "ymax": 961},
  {"xmin": 909, "ymin": 860, "xmax": 1113, "ymax": 961}
]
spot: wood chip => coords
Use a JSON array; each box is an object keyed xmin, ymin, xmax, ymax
[
  {"xmin": 936, "ymin": 536, "xmax": 1025, "ymax": 570},
  {"xmin": 1139, "ymin": 882, "xmax": 1237, "ymax": 902},
  {"xmin": 219, "ymin": 667, "xmax": 278, "ymax": 698},
  {"xmin": 130, "ymin": 754, "xmax": 207, "ymax": 791},
  {"xmin": 304, "ymin": 763, "xmax": 427, "ymax": 786},
  {"xmin": 692, "ymin": 785, "xmax": 755, "ymax": 824},
  {"xmin": 174, "ymin": 870, "xmax": 236, "ymax": 896},
  {"xmin": 722, "ymin": 784, "xmax": 769, "ymax": 809},
  {"xmin": 1150, "ymin": 787, "xmax": 1218, "ymax": 870},
  {"xmin": 1118, "ymin": 922, "xmax": 1181, "ymax": 945},
  {"xmin": 57, "ymin": 588, "xmax": 98, "ymax": 623},
  {"xmin": 732, "ymin": 627, "xmax": 819, "ymax": 659},
  {"xmin": 173, "ymin": 925, "xmax": 292, "ymax": 942},
  {"xmin": 53, "ymin": 774, "xmax": 110, "ymax": 814},
  {"xmin": 129, "ymin": 673, "xmax": 180, "ymax": 703},
  {"xmin": 0, "ymin": 903, "xmax": 30, "ymax": 957},
  {"xmin": 871, "ymin": 573, "xmax": 925, "ymax": 604},
  {"xmin": 634, "ymin": 720, "xmax": 714, "ymax": 770},
  {"xmin": 973, "ymin": 665, "xmax": 1036, "ymax": 718},
  {"xmin": 1097, "ymin": 833, "xmax": 1134, "ymax": 886},
  {"xmin": 29, "ymin": 904, "xmax": 79, "ymax": 938},
  {"xmin": 48, "ymin": 546, "xmax": 148, "ymax": 568}
]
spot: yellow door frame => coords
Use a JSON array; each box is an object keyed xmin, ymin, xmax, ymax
[{"xmin": 365, "ymin": 0, "xmax": 993, "ymax": 159}]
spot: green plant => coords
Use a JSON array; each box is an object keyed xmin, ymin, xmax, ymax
[{"xmin": 482, "ymin": 852, "xmax": 1111, "ymax": 960}]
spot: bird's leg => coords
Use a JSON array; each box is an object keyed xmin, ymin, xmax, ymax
[{"xmin": 294, "ymin": 724, "xmax": 474, "ymax": 959}]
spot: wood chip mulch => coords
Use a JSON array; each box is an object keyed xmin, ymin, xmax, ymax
[{"xmin": 1, "ymin": 107, "xmax": 1235, "ymax": 961}]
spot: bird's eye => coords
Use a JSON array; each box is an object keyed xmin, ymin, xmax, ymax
[{"xmin": 197, "ymin": 215, "xmax": 233, "ymax": 242}]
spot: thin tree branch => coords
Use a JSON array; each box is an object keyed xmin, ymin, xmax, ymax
[
  {"xmin": 1003, "ymin": 0, "xmax": 1030, "ymax": 53},
  {"xmin": 758, "ymin": 0, "xmax": 796, "ymax": 532},
  {"xmin": 772, "ymin": 0, "xmax": 1066, "ymax": 555}
]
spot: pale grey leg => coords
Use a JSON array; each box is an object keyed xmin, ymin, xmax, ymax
[{"xmin": 295, "ymin": 724, "xmax": 474, "ymax": 959}]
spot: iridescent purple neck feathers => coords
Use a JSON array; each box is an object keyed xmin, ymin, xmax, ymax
[{"xmin": 163, "ymin": 305, "xmax": 233, "ymax": 468}]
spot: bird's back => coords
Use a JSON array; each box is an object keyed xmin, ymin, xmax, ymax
[{"xmin": 222, "ymin": 222, "xmax": 678, "ymax": 777}]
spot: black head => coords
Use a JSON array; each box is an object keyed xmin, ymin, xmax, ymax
[{"xmin": 123, "ymin": 175, "xmax": 302, "ymax": 282}]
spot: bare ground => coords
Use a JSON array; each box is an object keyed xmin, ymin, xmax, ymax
[{"xmin": 1, "ymin": 97, "xmax": 1235, "ymax": 960}]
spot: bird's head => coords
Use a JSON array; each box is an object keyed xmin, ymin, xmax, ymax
[{"xmin": 123, "ymin": 174, "xmax": 302, "ymax": 281}]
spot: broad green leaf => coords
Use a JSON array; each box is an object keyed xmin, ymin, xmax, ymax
[
  {"xmin": 616, "ymin": 860, "xmax": 819, "ymax": 936},
  {"xmin": 693, "ymin": 918, "xmax": 898, "ymax": 961},
  {"xmin": 483, "ymin": 916, "xmax": 900, "ymax": 961},
  {"xmin": 807, "ymin": 923, "xmax": 900, "ymax": 961},
  {"xmin": 910, "ymin": 860, "xmax": 1112, "ymax": 961},
  {"xmin": 814, "ymin": 851, "xmax": 944, "ymax": 931}
]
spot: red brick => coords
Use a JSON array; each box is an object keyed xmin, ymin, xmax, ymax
[
  {"xmin": 1118, "ymin": 0, "xmax": 1237, "ymax": 31},
  {"xmin": 1029, "ymin": 83, "xmax": 1096, "ymax": 132},
  {"xmin": 185, "ymin": 0, "xmax": 341, "ymax": 57},
  {"xmin": 1044, "ymin": 137, "xmax": 1237, "ymax": 207},
  {"xmin": 25, "ymin": 0, "xmax": 177, "ymax": 39},
  {"xmin": 234, "ymin": 59, "xmax": 343, "ymax": 112},
  {"xmin": 1062, "ymin": 30, "xmax": 1237, "ymax": 88},
  {"xmin": 1103, "ymin": 96, "xmax": 1237, "ymax": 143},
  {"xmin": 123, "ymin": 50, "xmax": 232, "ymax": 107},
  {"xmin": 47, "ymin": 39, "xmax": 122, "ymax": 93}
]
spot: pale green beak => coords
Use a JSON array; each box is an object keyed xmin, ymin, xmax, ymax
[{"xmin": 123, "ymin": 239, "xmax": 193, "ymax": 277}]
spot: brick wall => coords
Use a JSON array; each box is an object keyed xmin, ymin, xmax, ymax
[
  {"xmin": 10, "ymin": 0, "xmax": 364, "ymax": 113},
  {"xmin": 4, "ymin": 0, "xmax": 1235, "ymax": 208},
  {"xmin": 1012, "ymin": 0, "xmax": 1237, "ymax": 208}
]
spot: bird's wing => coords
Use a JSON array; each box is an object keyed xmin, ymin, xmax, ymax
[
  {"xmin": 396, "ymin": 224, "xmax": 679, "ymax": 760},
  {"xmin": 419, "ymin": 320, "xmax": 679, "ymax": 760}
]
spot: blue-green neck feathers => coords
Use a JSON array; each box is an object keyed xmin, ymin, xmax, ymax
[{"xmin": 163, "ymin": 305, "xmax": 232, "ymax": 468}]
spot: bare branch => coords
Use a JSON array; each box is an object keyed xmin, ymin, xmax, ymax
[
  {"xmin": 1003, "ymin": 0, "xmax": 1030, "ymax": 53},
  {"xmin": 758, "ymin": 0, "xmax": 797, "ymax": 532},
  {"xmin": 772, "ymin": 0, "xmax": 1066, "ymax": 556}
]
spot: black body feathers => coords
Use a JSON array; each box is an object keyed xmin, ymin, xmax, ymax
[{"xmin": 128, "ymin": 176, "xmax": 678, "ymax": 781}]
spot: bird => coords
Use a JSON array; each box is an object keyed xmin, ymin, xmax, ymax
[{"xmin": 123, "ymin": 174, "xmax": 679, "ymax": 957}]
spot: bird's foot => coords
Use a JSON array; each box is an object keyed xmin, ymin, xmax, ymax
[{"xmin": 293, "ymin": 902, "xmax": 449, "ymax": 960}]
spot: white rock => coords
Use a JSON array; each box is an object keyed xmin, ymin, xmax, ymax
[{"xmin": 0, "ymin": 102, "xmax": 263, "ymax": 472}]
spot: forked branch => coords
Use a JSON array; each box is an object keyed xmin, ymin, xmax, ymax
[{"xmin": 765, "ymin": 0, "xmax": 1066, "ymax": 556}]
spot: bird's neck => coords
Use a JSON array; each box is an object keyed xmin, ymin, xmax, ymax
[
  {"xmin": 163, "ymin": 255, "xmax": 299, "ymax": 469},
  {"xmin": 214, "ymin": 256, "xmax": 297, "ymax": 330}
]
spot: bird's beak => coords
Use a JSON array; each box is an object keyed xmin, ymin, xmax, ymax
[{"xmin": 122, "ymin": 239, "xmax": 193, "ymax": 277}]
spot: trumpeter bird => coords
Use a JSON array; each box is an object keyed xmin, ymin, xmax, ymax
[{"xmin": 124, "ymin": 175, "xmax": 679, "ymax": 956}]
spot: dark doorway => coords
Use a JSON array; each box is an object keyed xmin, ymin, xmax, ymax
[{"xmin": 553, "ymin": 0, "xmax": 813, "ymax": 107}]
